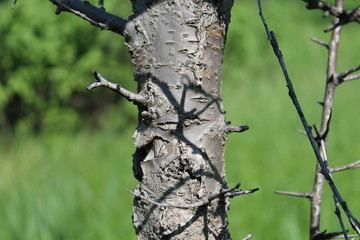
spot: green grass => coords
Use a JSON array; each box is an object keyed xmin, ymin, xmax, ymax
[{"xmin": 0, "ymin": 129, "xmax": 138, "ymax": 240}]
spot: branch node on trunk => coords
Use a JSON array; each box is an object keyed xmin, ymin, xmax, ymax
[
  {"xmin": 49, "ymin": 0, "xmax": 127, "ymax": 35},
  {"xmin": 87, "ymin": 71, "xmax": 147, "ymax": 106},
  {"xmin": 129, "ymin": 184, "xmax": 258, "ymax": 209},
  {"xmin": 225, "ymin": 125, "xmax": 249, "ymax": 134}
]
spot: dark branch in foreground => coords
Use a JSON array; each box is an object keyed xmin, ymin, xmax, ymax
[
  {"xmin": 312, "ymin": 230, "xmax": 349, "ymax": 240},
  {"xmin": 49, "ymin": 0, "xmax": 127, "ymax": 35},
  {"xmin": 257, "ymin": 0, "xmax": 360, "ymax": 236},
  {"xmin": 128, "ymin": 184, "xmax": 259, "ymax": 209},
  {"xmin": 87, "ymin": 72, "xmax": 147, "ymax": 106}
]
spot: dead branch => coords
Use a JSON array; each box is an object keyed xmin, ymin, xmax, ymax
[
  {"xmin": 330, "ymin": 160, "xmax": 360, "ymax": 173},
  {"xmin": 331, "ymin": 234, "xmax": 360, "ymax": 239},
  {"xmin": 225, "ymin": 125, "xmax": 249, "ymax": 134},
  {"xmin": 342, "ymin": 74, "xmax": 360, "ymax": 82},
  {"xmin": 275, "ymin": 191, "xmax": 313, "ymax": 199},
  {"xmin": 49, "ymin": 0, "xmax": 127, "ymax": 35},
  {"xmin": 242, "ymin": 233, "xmax": 253, "ymax": 240},
  {"xmin": 128, "ymin": 184, "xmax": 259, "ymax": 209},
  {"xmin": 325, "ymin": 6, "xmax": 360, "ymax": 32},
  {"xmin": 87, "ymin": 72, "xmax": 147, "ymax": 106},
  {"xmin": 257, "ymin": 0, "xmax": 360, "ymax": 236},
  {"xmin": 332, "ymin": 194, "xmax": 349, "ymax": 240},
  {"xmin": 311, "ymin": 38, "xmax": 329, "ymax": 49},
  {"xmin": 301, "ymin": 0, "xmax": 360, "ymax": 30},
  {"xmin": 312, "ymin": 230, "xmax": 349, "ymax": 240},
  {"xmin": 337, "ymin": 64, "xmax": 360, "ymax": 84}
]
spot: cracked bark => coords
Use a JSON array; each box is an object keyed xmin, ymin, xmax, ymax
[
  {"xmin": 49, "ymin": 0, "xmax": 240, "ymax": 238},
  {"xmin": 125, "ymin": 0, "xmax": 234, "ymax": 239}
]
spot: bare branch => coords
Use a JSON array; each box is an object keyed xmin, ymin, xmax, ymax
[
  {"xmin": 257, "ymin": 0, "xmax": 360, "ymax": 235},
  {"xmin": 225, "ymin": 125, "xmax": 249, "ymax": 134},
  {"xmin": 275, "ymin": 191, "xmax": 313, "ymax": 199},
  {"xmin": 98, "ymin": 0, "xmax": 104, "ymax": 10},
  {"xmin": 312, "ymin": 230, "xmax": 349, "ymax": 240},
  {"xmin": 331, "ymin": 234, "xmax": 360, "ymax": 239},
  {"xmin": 87, "ymin": 72, "xmax": 147, "ymax": 106},
  {"xmin": 332, "ymin": 194, "xmax": 349, "ymax": 240},
  {"xmin": 330, "ymin": 160, "xmax": 360, "ymax": 173},
  {"xmin": 12, "ymin": 0, "xmax": 17, "ymax": 8},
  {"xmin": 301, "ymin": 0, "xmax": 360, "ymax": 30},
  {"xmin": 242, "ymin": 234, "xmax": 253, "ymax": 240},
  {"xmin": 324, "ymin": 6, "xmax": 360, "ymax": 32},
  {"xmin": 343, "ymin": 74, "xmax": 360, "ymax": 82},
  {"xmin": 49, "ymin": 0, "xmax": 127, "ymax": 35},
  {"xmin": 128, "ymin": 184, "xmax": 259, "ymax": 209},
  {"xmin": 311, "ymin": 38, "xmax": 329, "ymax": 49},
  {"xmin": 337, "ymin": 64, "xmax": 360, "ymax": 83}
]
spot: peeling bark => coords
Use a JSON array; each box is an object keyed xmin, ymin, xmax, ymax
[{"xmin": 125, "ymin": 0, "xmax": 234, "ymax": 239}]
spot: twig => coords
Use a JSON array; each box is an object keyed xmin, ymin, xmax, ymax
[
  {"xmin": 312, "ymin": 230, "xmax": 349, "ymax": 240},
  {"xmin": 128, "ymin": 184, "xmax": 259, "ymax": 209},
  {"xmin": 324, "ymin": 6, "xmax": 360, "ymax": 32},
  {"xmin": 257, "ymin": 0, "xmax": 360, "ymax": 236},
  {"xmin": 48, "ymin": 0, "xmax": 127, "ymax": 35},
  {"xmin": 301, "ymin": 0, "xmax": 360, "ymax": 30},
  {"xmin": 12, "ymin": 0, "xmax": 17, "ymax": 8},
  {"xmin": 87, "ymin": 72, "xmax": 147, "ymax": 106},
  {"xmin": 275, "ymin": 191, "xmax": 313, "ymax": 199},
  {"xmin": 331, "ymin": 234, "xmax": 360, "ymax": 239},
  {"xmin": 332, "ymin": 194, "xmax": 349, "ymax": 240},
  {"xmin": 311, "ymin": 38, "xmax": 329, "ymax": 49},
  {"xmin": 337, "ymin": 64, "xmax": 360, "ymax": 83},
  {"xmin": 242, "ymin": 233, "xmax": 253, "ymax": 240},
  {"xmin": 343, "ymin": 74, "xmax": 360, "ymax": 82},
  {"xmin": 330, "ymin": 160, "xmax": 360, "ymax": 173},
  {"xmin": 225, "ymin": 125, "xmax": 249, "ymax": 134},
  {"xmin": 98, "ymin": 0, "xmax": 104, "ymax": 10}
]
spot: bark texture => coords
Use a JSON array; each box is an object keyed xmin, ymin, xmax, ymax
[{"xmin": 124, "ymin": 0, "xmax": 234, "ymax": 239}]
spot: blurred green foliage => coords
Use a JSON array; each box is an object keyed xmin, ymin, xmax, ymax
[
  {"xmin": 1, "ymin": 0, "xmax": 360, "ymax": 239},
  {"xmin": 0, "ymin": 0, "xmax": 135, "ymax": 135}
]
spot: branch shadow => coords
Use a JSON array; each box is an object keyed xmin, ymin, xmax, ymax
[{"xmin": 134, "ymin": 73, "xmax": 230, "ymax": 238}]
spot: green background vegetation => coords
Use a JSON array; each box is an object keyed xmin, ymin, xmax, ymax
[{"xmin": 1, "ymin": 0, "xmax": 359, "ymax": 239}]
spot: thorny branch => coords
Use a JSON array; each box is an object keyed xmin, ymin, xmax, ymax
[
  {"xmin": 128, "ymin": 184, "xmax": 259, "ymax": 209},
  {"xmin": 275, "ymin": 191, "xmax": 313, "ymax": 199},
  {"xmin": 49, "ymin": 0, "xmax": 127, "ymax": 35},
  {"xmin": 330, "ymin": 160, "xmax": 360, "ymax": 173},
  {"xmin": 87, "ymin": 71, "xmax": 147, "ymax": 106},
  {"xmin": 301, "ymin": 0, "xmax": 360, "ymax": 31},
  {"xmin": 337, "ymin": 64, "xmax": 360, "ymax": 83},
  {"xmin": 257, "ymin": 0, "xmax": 360, "ymax": 238}
]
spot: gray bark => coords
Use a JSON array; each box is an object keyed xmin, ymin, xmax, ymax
[
  {"xmin": 48, "ymin": 0, "xmax": 236, "ymax": 238},
  {"xmin": 125, "ymin": 0, "xmax": 234, "ymax": 239}
]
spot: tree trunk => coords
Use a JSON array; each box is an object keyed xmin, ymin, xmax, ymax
[{"xmin": 126, "ymin": 0, "xmax": 234, "ymax": 239}]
